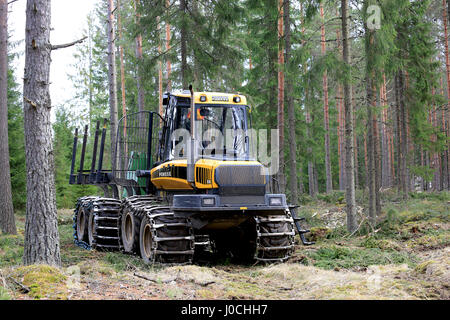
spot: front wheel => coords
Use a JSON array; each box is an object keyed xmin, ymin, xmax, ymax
[{"xmin": 139, "ymin": 215, "xmax": 154, "ymax": 264}]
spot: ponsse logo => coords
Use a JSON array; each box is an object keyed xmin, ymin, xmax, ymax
[
  {"xmin": 211, "ymin": 96, "xmax": 229, "ymax": 102},
  {"xmin": 156, "ymin": 167, "xmax": 172, "ymax": 177}
]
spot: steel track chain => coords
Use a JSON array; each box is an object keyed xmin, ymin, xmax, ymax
[
  {"xmin": 117, "ymin": 195, "xmax": 161, "ymax": 252},
  {"xmin": 254, "ymin": 210, "xmax": 296, "ymax": 263},
  {"xmin": 73, "ymin": 196, "xmax": 98, "ymax": 250},
  {"xmin": 118, "ymin": 196, "xmax": 195, "ymax": 264},
  {"xmin": 89, "ymin": 198, "xmax": 122, "ymax": 250},
  {"xmin": 73, "ymin": 196, "xmax": 121, "ymax": 251}
]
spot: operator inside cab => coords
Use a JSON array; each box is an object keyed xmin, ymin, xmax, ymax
[{"xmin": 175, "ymin": 105, "xmax": 247, "ymax": 159}]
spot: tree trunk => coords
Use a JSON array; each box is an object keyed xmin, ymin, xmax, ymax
[
  {"xmin": 336, "ymin": 20, "xmax": 345, "ymax": 191},
  {"xmin": 157, "ymin": 16, "xmax": 163, "ymax": 118},
  {"xmin": 364, "ymin": 2, "xmax": 377, "ymax": 223},
  {"xmin": 353, "ymin": 85, "xmax": 359, "ymax": 188},
  {"xmin": 284, "ymin": 0, "xmax": 299, "ymax": 203},
  {"xmin": 23, "ymin": 0, "xmax": 60, "ymax": 266},
  {"xmin": 0, "ymin": 0, "xmax": 16, "ymax": 235},
  {"xmin": 180, "ymin": 0, "xmax": 188, "ymax": 89},
  {"xmin": 133, "ymin": 0, "xmax": 145, "ymax": 115},
  {"xmin": 443, "ymin": 0, "xmax": 450, "ymax": 190},
  {"xmin": 373, "ymin": 90, "xmax": 381, "ymax": 214},
  {"xmin": 394, "ymin": 73, "xmax": 401, "ymax": 189},
  {"xmin": 398, "ymin": 71, "xmax": 408, "ymax": 199},
  {"xmin": 277, "ymin": 0, "xmax": 286, "ymax": 194},
  {"xmin": 341, "ymin": 0, "xmax": 357, "ymax": 233},
  {"xmin": 366, "ymin": 76, "xmax": 377, "ymax": 225},
  {"xmin": 107, "ymin": 0, "xmax": 118, "ymax": 169},
  {"xmin": 320, "ymin": 4, "xmax": 333, "ymax": 193},
  {"xmin": 117, "ymin": 0, "xmax": 127, "ymax": 144},
  {"xmin": 165, "ymin": 0, "xmax": 172, "ymax": 92}
]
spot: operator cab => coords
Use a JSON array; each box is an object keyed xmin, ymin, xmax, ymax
[{"xmin": 160, "ymin": 91, "xmax": 252, "ymax": 162}]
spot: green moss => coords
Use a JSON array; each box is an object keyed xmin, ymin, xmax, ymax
[
  {"xmin": 0, "ymin": 286, "xmax": 11, "ymax": 300},
  {"xmin": 317, "ymin": 191, "xmax": 345, "ymax": 204},
  {"xmin": 165, "ymin": 287, "xmax": 184, "ymax": 299},
  {"xmin": 406, "ymin": 233, "xmax": 450, "ymax": 249},
  {"xmin": 360, "ymin": 237, "xmax": 402, "ymax": 251},
  {"xmin": 102, "ymin": 252, "xmax": 148, "ymax": 272},
  {"xmin": 414, "ymin": 260, "xmax": 437, "ymax": 274},
  {"xmin": 309, "ymin": 227, "xmax": 332, "ymax": 242},
  {"xmin": 14, "ymin": 265, "xmax": 68, "ymax": 300},
  {"xmin": 306, "ymin": 245, "xmax": 417, "ymax": 270},
  {"xmin": 224, "ymin": 279, "xmax": 270, "ymax": 299}
]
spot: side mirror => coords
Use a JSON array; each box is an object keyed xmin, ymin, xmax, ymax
[{"xmin": 199, "ymin": 108, "xmax": 210, "ymax": 117}]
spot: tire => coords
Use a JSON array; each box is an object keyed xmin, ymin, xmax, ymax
[
  {"xmin": 121, "ymin": 209, "xmax": 141, "ymax": 254},
  {"xmin": 139, "ymin": 215, "xmax": 154, "ymax": 264},
  {"xmin": 256, "ymin": 216, "xmax": 294, "ymax": 262},
  {"xmin": 139, "ymin": 212, "xmax": 194, "ymax": 265},
  {"xmin": 88, "ymin": 211, "xmax": 96, "ymax": 249},
  {"xmin": 76, "ymin": 206, "xmax": 89, "ymax": 243}
]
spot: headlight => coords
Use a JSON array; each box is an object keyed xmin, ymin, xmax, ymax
[
  {"xmin": 269, "ymin": 197, "xmax": 282, "ymax": 206},
  {"xmin": 202, "ymin": 197, "xmax": 215, "ymax": 206}
]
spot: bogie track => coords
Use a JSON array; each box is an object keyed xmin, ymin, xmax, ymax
[
  {"xmin": 254, "ymin": 211, "xmax": 296, "ymax": 263},
  {"xmin": 73, "ymin": 197, "xmax": 121, "ymax": 250},
  {"xmin": 118, "ymin": 196, "xmax": 195, "ymax": 264},
  {"xmin": 75, "ymin": 196, "xmax": 295, "ymax": 264}
]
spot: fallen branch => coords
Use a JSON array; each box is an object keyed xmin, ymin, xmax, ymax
[
  {"xmin": 133, "ymin": 272, "xmax": 177, "ymax": 284},
  {"xmin": 51, "ymin": 36, "xmax": 87, "ymax": 50},
  {"xmin": 7, "ymin": 276, "xmax": 30, "ymax": 293},
  {"xmin": 195, "ymin": 280, "xmax": 215, "ymax": 287}
]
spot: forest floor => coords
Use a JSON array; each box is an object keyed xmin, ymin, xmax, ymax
[{"xmin": 0, "ymin": 191, "xmax": 449, "ymax": 300}]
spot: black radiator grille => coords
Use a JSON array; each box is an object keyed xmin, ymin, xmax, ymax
[
  {"xmin": 196, "ymin": 167, "xmax": 212, "ymax": 185},
  {"xmin": 215, "ymin": 165, "xmax": 266, "ymax": 186}
]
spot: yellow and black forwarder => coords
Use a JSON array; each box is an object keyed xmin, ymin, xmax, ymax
[{"xmin": 70, "ymin": 87, "xmax": 313, "ymax": 264}]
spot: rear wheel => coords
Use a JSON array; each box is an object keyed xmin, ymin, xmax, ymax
[
  {"xmin": 121, "ymin": 210, "xmax": 141, "ymax": 253},
  {"xmin": 80, "ymin": 198, "xmax": 121, "ymax": 251},
  {"xmin": 76, "ymin": 207, "xmax": 88, "ymax": 242}
]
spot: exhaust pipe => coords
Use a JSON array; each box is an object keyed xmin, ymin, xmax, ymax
[{"xmin": 187, "ymin": 85, "xmax": 196, "ymax": 184}]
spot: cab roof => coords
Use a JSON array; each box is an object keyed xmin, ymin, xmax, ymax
[{"xmin": 166, "ymin": 91, "xmax": 247, "ymax": 105}]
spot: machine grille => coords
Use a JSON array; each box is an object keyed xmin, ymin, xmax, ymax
[
  {"xmin": 215, "ymin": 165, "xmax": 266, "ymax": 186},
  {"xmin": 196, "ymin": 167, "xmax": 212, "ymax": 185}
]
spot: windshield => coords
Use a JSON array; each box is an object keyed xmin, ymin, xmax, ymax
[
  {"xmin": 169, "ymin": 104, "xmax": 251, "ymax": 160},
  {"xmin": 196, "ymin": 105, "xmax": 248, "ymax": 159}
]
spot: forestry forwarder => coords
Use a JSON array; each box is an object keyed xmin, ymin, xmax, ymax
[{"xmin": 69, "ymin": 87, "xmax": 314, "ymax": 265}]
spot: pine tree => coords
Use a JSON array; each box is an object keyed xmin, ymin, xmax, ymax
[
  {"xmin": 0, "ymin": 0, "xmax": 16, "ymax": 235},
  {"xmin": 23, "ymin": 0, "xmax": 61, "ymax": 266},
  {"xmin": 341, "ymin": 0, "xmax": 357, "ymax": 233}
]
